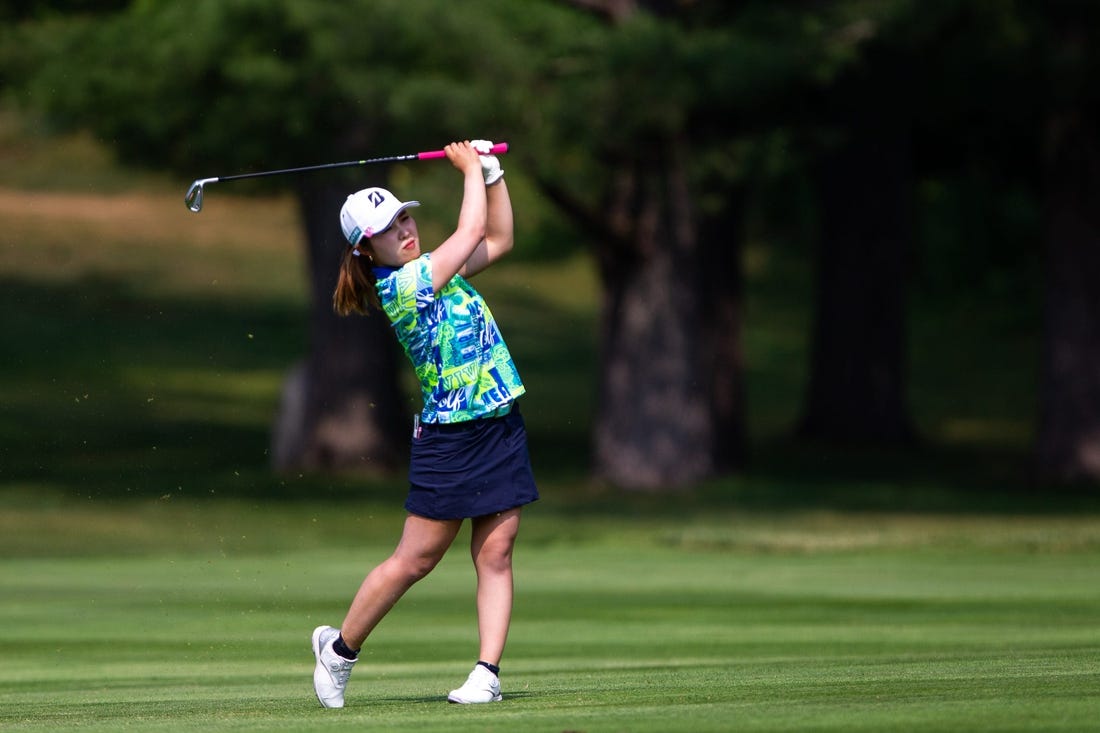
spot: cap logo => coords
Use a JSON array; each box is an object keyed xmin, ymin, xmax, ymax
[{"xmin": 368, "ymin": 190, "xmax": 386, "ymax": 207}]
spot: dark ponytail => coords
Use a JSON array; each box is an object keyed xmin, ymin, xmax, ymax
[{"xmin": 332, "ymin": 246, "xmax": 380, "ymax": 316}]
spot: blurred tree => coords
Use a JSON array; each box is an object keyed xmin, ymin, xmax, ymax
[
  {"xmin": 782, "ymin": 1, "xmax": 1018, "ymax": 447},
  {"xmin": 798, "ymin": 35, "xmax": 916, "ymax": 445},
  {"xmin": 0, "ymin": 0, "xmax": 129, "ymax": 22},
  {"xmin": 539, "ymin": 0, "xmax": 932, "ymax": 484},
  {"xmin": 1033, "ymin": 1, "xmax": 1100, "ymax": 483},
  {"xmin": 7, "ymin": 0, "xmax": 773, "ymax": 490},
  {"xmin": 4, "ymin": 0, "xmax": 527, "ymax": 473},
  {"xmin": 0, "ymin": 0, "xmax": 934, "ymax": 489},
  {"xmin": 7, "ymin": 0, "xmax": 1095, "ymax": 492},
  {"xmin": 531, "ymin": 0, "xmax": 808, "ymax": 487},
  {"xmin": 546, "ymin": 54, "xmax": 733, "ymax": 485},
  {"xmin": 789, "ymin": 0, "xmax": 1100, "ymax": 485}
]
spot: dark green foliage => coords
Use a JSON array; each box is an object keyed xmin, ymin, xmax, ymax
[
  {"xmin": 9, "ymin": 1, "xmax": 560, "ymax": 176},
  {"xmin": 5, "ymin": 0, "xmax": 1080, "ymax": 271}
]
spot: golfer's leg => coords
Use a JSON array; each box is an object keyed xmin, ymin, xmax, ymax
[
  {"xmin": 470, "ymin": 508, "xmax": 522, "ymax": 665},
  {"xmin": 340, "ymin": 514, "xmax": 462, "ymax": 649}
]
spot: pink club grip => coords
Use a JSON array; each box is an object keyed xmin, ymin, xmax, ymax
[{"xmin": 417, "ymin": 142, "xmax": 509, "ymax": 160}]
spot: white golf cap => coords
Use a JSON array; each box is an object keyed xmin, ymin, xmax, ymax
[{"xmin": 339, "ymin": 187, "xmax": 420, "ymax": 246}]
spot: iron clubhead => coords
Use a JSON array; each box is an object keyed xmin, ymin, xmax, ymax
[{"xmin": 185, "ymin": 178, "xmax": 217, "ymax": 212}]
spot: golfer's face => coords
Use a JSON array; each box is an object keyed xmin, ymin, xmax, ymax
[{"xmin": 370, "ymin": 211, "xmax": 420, "ymax": 267}]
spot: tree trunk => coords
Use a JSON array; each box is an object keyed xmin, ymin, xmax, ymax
[
  {"xmin": 1035, "ymin": 107, "xmax": 1100, "ymax": 483},
  {"xmin": 592, "ymin": 138, "xmax": 714, "ymax": 489},
  {"xmin": 271, "ymin": 182, "xmax": 407, "ymax": 473},
  {"xmin": 699, "ymin": 190, "xmax": 748, "ymax": 472},
  {"xmin": 799, "ymin": 121, "xmax": 915, "ymax": 444}
]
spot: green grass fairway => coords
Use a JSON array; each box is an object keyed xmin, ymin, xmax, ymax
[{"xmin": 1, "ymin": 503, "xmax": 1099, "ymax": 732}]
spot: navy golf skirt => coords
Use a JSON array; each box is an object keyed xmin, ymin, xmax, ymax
[{"xmin": 406, "ymin": 403, "xmax": 539, "ymax": 520}]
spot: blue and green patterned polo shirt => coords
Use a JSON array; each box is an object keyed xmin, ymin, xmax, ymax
[{"xmin": 374, "ymin": 254, "xmax": 525, "ymax": 424}]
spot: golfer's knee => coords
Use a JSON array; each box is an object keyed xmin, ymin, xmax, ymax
[
  {"xmin": 390, "ymin": 554, "xmax": 441, "ymax": 583},
  {"xmin": 474, "ymin": 544, "xmax": 513, "ymax": 576}
]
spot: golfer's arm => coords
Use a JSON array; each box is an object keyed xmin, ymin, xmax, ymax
[
  {"xmin": 461, "ymin": 179, "xmax": 514, "ymax": 278},
  {"xmin": 432, "ymin": 169, "xmax": 488, "ymax": 291}
]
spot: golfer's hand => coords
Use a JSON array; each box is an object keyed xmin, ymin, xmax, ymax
[
  {"xmin": 471, "ymin": 139, "xmax": 504, "ymax": 185},
  {"xmin": 445, "ymin": 141, "xmax": 483, "ymax": 178}
]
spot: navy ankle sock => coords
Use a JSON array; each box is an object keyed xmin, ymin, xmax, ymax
[
  {"xmin": 333, "ymin": 635, "xmax": 358, "ymax": 660},
  {"xmin": 477, "ymin": 660, "xmax": 500, "ymax": 675}
]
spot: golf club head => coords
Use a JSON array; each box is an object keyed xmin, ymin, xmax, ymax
[{"xmin": 185, "ymin": 178, "xmax": 216, "ymax": 212}]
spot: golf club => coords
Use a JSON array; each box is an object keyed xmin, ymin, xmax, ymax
[{"xmin": 185, "ymin": 142, "xmax": 509, "ymax": 212}]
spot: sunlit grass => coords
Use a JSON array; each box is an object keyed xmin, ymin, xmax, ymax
[
  {"xmin": 1, "ymin": 508, "xmax": 1099, "ymax": 731},
  {"xmin": 0, "ymin": 187, "xmax": 306, "ymax": 302}
]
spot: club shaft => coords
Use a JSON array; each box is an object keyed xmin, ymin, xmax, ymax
[{"xmin": 214, "ymin": 142, "xmax": 508, "ymax": 183}]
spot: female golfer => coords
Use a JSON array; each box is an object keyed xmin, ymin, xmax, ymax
[{"xmin": 311, "ymin": 140, "xmax": 538, "ymax": 708}]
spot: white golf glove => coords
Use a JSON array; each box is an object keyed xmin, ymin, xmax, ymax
[{"xmin": 471, "ymin": 139, "xmax": 504, "ymax": 185}]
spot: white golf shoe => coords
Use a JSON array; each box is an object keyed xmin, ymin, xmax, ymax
[
  {"xmin": 448, "ymin": 664, "xmax": 503, "ymax": 704},
  {"xmin": 311, "ymin": 625, "xmax": 356, "ymax": 708}
]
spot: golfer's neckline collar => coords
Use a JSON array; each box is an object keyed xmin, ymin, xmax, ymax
[{"xmin": 373, "ymin": 265, "xmax": 398, "ymax": 279}]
